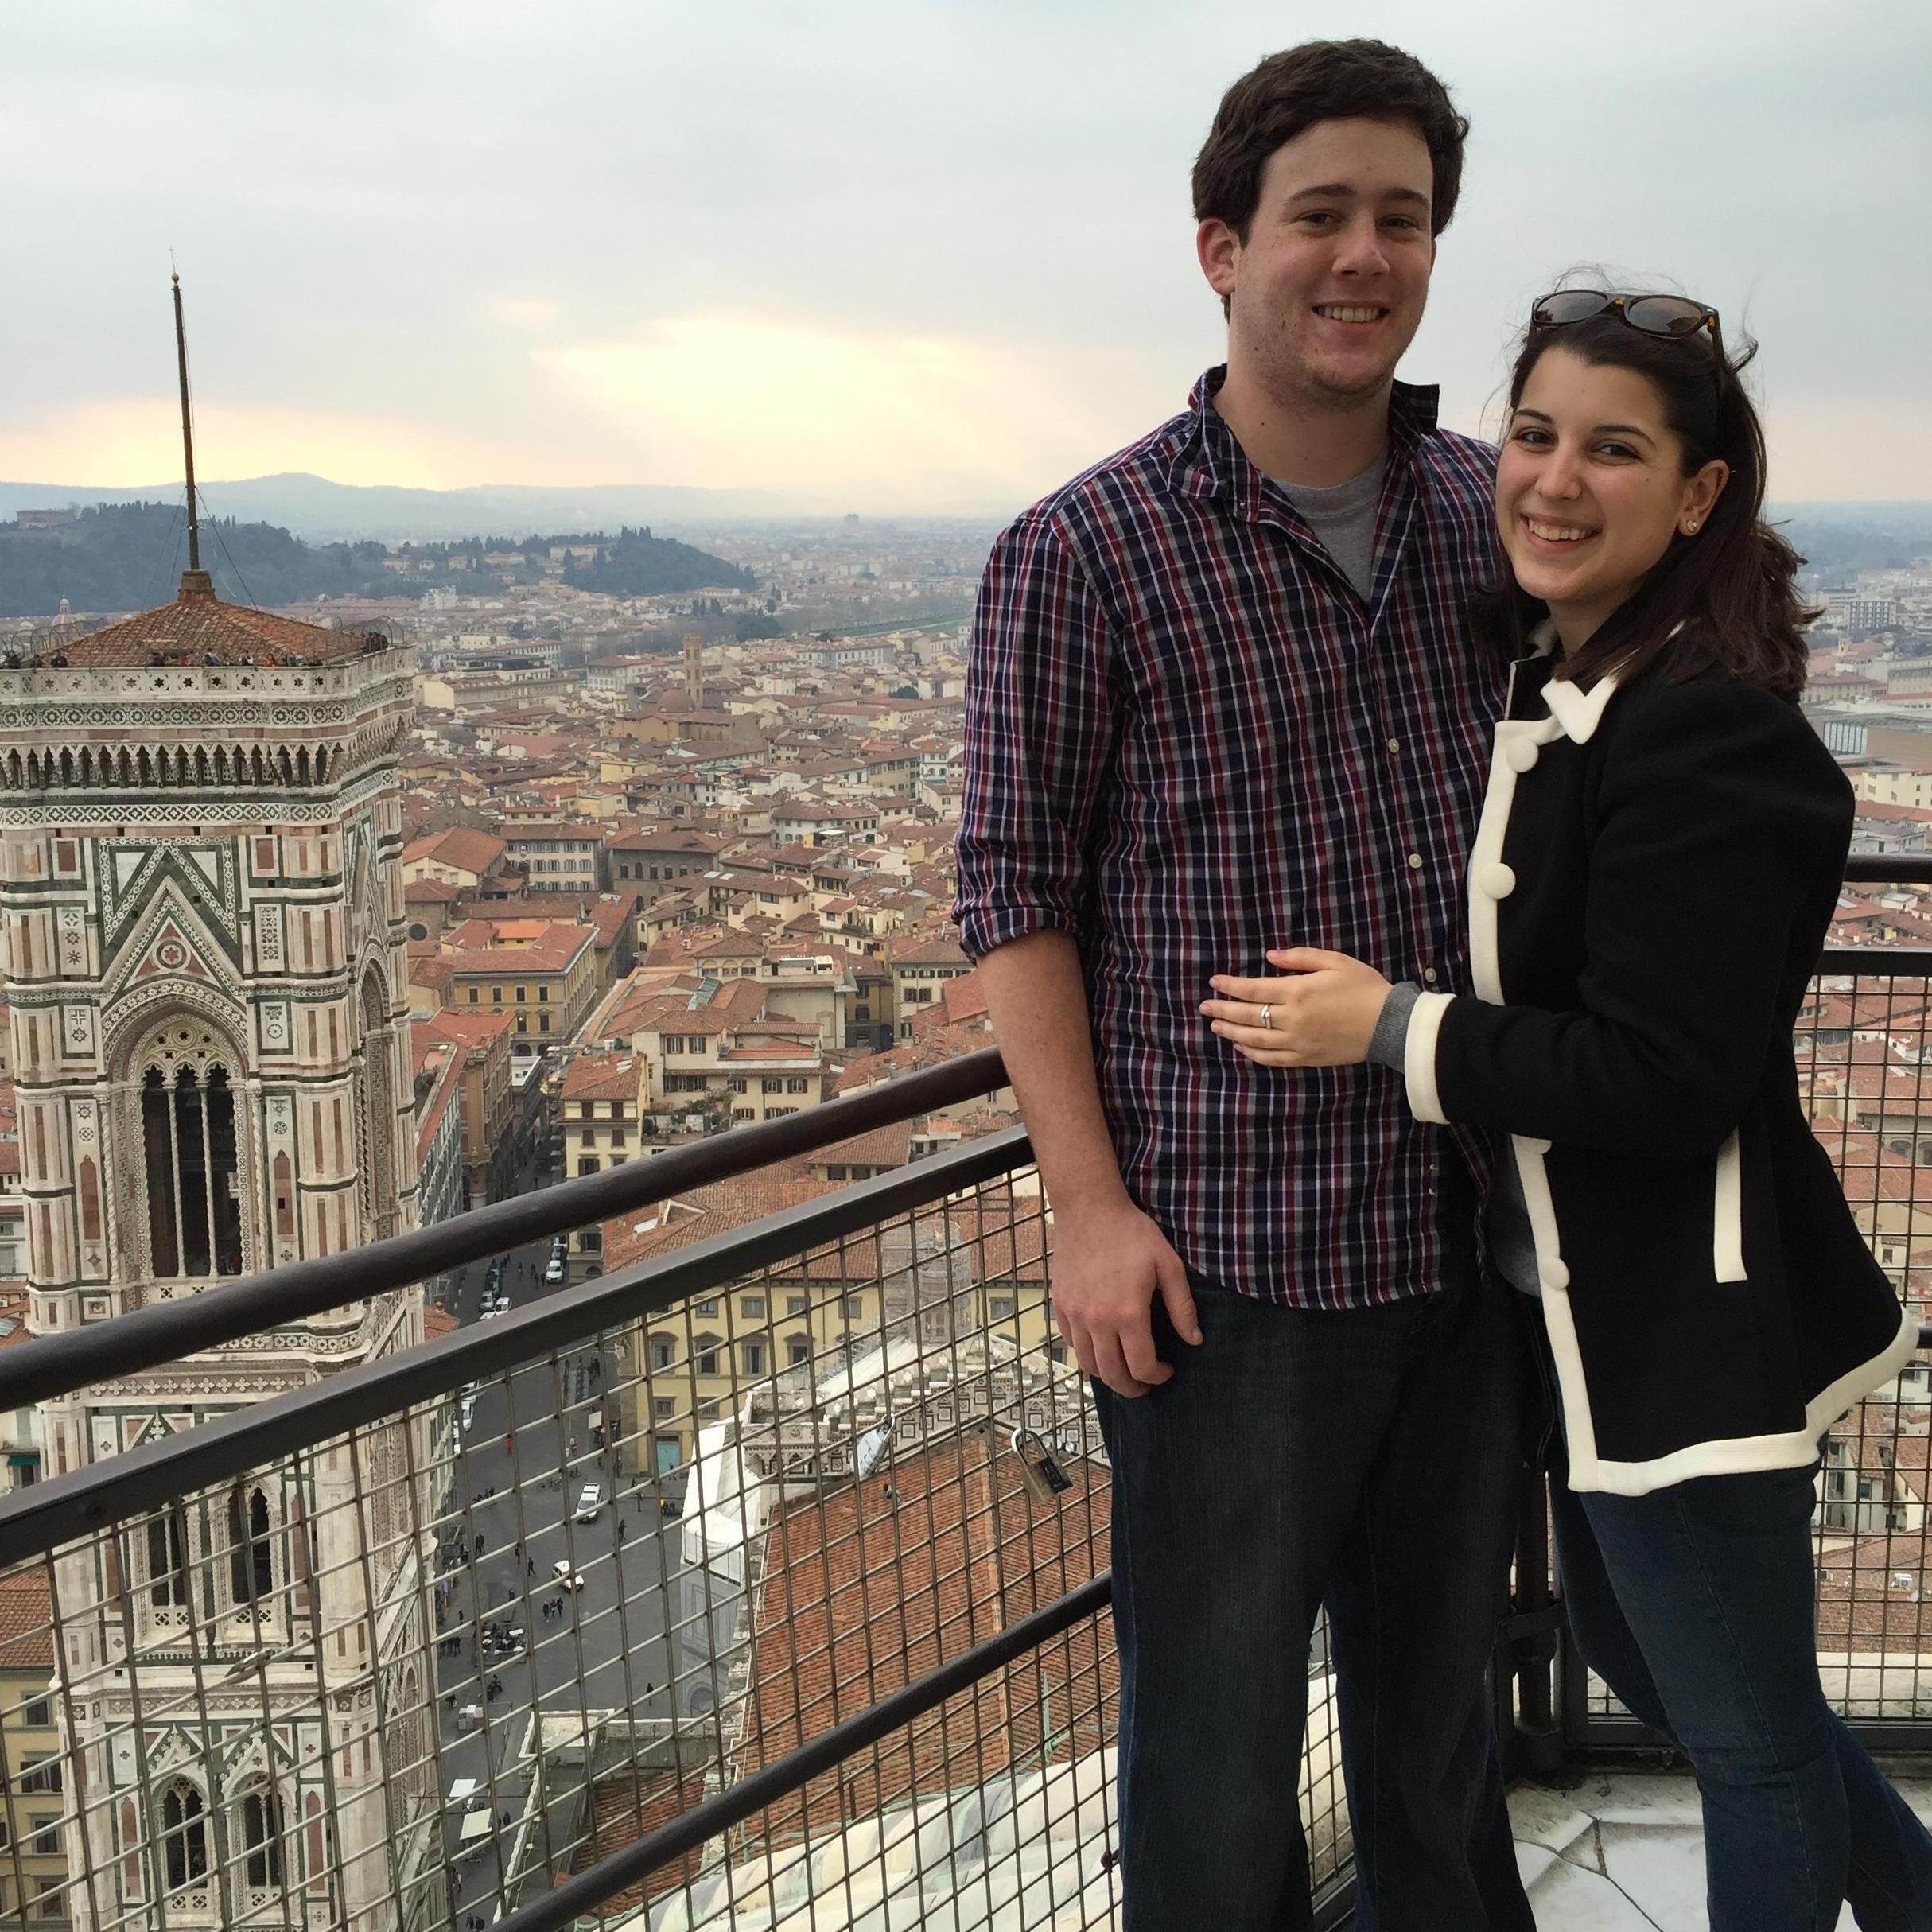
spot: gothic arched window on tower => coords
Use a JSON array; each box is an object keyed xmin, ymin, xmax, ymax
[
  {"xmin": 241, "ymin": 1790, "xmax": 284, "ymax": 1887},
  {"xmin": 227, "ymin": 1487, "xmax": 274, "ymax": 1609},
  {"xmin": 142, "ymin": 1065, "xmax": 243, "ymax": 1279},
  {"xmin": 161, "ymin": 1782, "xmax": 208, "ymax": 1890},
  {"xmin": 146, "ymin": 1506, "xmax": 188, "ymax": 1610}
]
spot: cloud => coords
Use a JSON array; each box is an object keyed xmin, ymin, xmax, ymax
[
  {"xmin": 0, "ymin": 398, "xmax": 542, "ymax": 494},
  {"xmin": 3, "ymin": 0, "xmax": 1928, "ymax": 505},
  {"xmin": 533, "ymin": 315, "xmax": 1173, "ymax": 512}
]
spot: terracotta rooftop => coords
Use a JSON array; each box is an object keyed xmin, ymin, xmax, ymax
[
  {"xmin": 561, "ymin": 1053, "xmax": 639, "ymax": 1102},
  {"xmin": 0, "ymin": 1569, "xmax": 53, "ymax": 1670},
  {"xmin": 49, "ymin": 575, "xmax": 387, "ymax": 668},
  {"xmin": 402, "ymin": 825, "xmax": 509, "ymax": 877}
]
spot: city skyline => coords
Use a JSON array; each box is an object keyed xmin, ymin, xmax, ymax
[{"xmin": 4, "ymin": 0, "xmax": 1930, "ymax": 512}]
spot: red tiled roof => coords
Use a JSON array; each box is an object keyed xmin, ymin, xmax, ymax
[
  {"xmin": 56, "ymin": 578, "xmax": 380, "ymax": 667},
  {"xmin": 561, "ymin": 1054, "xmax": 639, "ymax": 1102},
  {"xmin": 0, "ymin": 1570, "xmax": 53, "ymax": 1670},
  {"xmin": 403, "ymin": 825, "xmax": 509, "ymax": 877},
  {"xmin": 414, "ymin": 1007, "xmax": 515, "ymax": 1052}
]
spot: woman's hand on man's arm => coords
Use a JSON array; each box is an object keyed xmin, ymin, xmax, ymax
[{"xmin": 1199, "ymin": 947, "xmax": 1394, "ymax": 1067}]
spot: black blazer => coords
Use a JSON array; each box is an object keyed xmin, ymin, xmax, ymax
[{"xmin": 1403, "ymin": 628, "xmax": 1915, "ymax": 1494}]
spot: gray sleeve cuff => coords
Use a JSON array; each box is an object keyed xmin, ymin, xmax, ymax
[{"xmin": 1367, "ymin": 981, "xmax": 1423, "ymax": 1070}]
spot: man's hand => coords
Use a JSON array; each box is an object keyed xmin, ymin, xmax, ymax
[
  {"xmin": 1200, "ymin": 946, "xmax": 1392, "ymax": 1068},
  {"xmin": 1051, "ymin": 1198, "xmax": 1202, "ymax": 1399}
]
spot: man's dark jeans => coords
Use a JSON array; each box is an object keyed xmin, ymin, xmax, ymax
[
  {"xmin": 1551, "ymin": 1438, "xmax": 1932, "ymax": 1931},
  {"xmin": 1093, "ymin": 1273, "xmax": 1537, "ymax": 1932}
]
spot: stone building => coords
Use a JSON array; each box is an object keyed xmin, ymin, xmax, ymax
[{"xmin": 0, "ymin": 571, "xmax": 438, "ymax": 1930}]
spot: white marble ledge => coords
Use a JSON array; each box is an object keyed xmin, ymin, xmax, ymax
[{"xmin": 1510, "ymin": 1775, "xmax": 1932, "ymax": 1930}]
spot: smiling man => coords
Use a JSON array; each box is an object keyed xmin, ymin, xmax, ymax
[{"xmin": 954, "ymin": 39, "xmax": 1538, "ymax": 1932}]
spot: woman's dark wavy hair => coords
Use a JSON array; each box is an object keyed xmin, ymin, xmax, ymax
[{"xmin": 1471, "ymin": 299, "xmax": 1818, "ymax": 699}]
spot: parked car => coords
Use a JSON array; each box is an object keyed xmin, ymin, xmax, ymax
[
  {"xmin": 574, "ymin": 1483, "xmax": 603, "ymax": 1522},
  {"xmin": 460, "ymin": 1397, "xmax": 476, "ymax": 1432},
  {"xmin": 544, "ymin": 1258, "xmax": 566, "ymax": 1285}
]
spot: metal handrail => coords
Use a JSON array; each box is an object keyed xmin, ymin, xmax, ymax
[
  {"xmin": 0, "ymin": 1045, "xmax": 1010, "ymax": 1412},
  {"xmin": 1844, "ymin": 857, "xmax": 1932, "ymax": 886},
  {"xmin": 0, "ymin": 1124, "xmax": 1035, "ymax": 1569}
]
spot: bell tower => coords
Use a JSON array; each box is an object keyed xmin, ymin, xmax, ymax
[
  {"xmin": 0, "ymin": 278, "xmax": 437, "ymax": 1931},
  {"xmin": 683, "ymin": 630, "xmax": 704, "ymax": 709}
]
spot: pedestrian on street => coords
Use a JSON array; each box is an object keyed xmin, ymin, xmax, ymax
[
  {"xmin": 617, "ymin": 1518, "xmax": 628, "ymax": 1542},
  {"xmin": 527, "ymin": 1555, "xmax": 536, "ymax": 1576}
]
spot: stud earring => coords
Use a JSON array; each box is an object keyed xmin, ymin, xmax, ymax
[{"xmin": 1684, "ymin": 519, "xmax": 1701, "ymax": 534}]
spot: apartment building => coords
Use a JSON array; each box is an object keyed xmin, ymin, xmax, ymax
[
  {"xmin": 500, "ymin": 818, "xmax": 607, "ymax": 889},
  {"xmin": 558, "ymin": 1051, "xmax": 644, "ymax": 1281},
  {"xmin": 443, "ymin": 917, "xmax": 599, "ymax": 1043},
  {"xmin": 606, "ymin": 1168, "xmax": 1050, "ymax": 1476},
  {"xmin": 0, "ymin": 1572, "xmax": 65, "ymax": 1926},
  {"xmin": 413, "ymin": 1007, "xmax": 519, "ymax": 1203},
  {"xmin": 889, "ymin": 936, "xmax": 973, "ymax": 1040},
  {"xmin": 717, "ymin": 1035, "xmax": 826, "ymax": 1125},
  {"xmin": 607, "ymin": 828, "xmax": 731, "ymax": 896}
]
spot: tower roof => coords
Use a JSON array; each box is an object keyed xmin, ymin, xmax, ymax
[{"xmin": 48, "ymin": 573, "xmax": 389, "ymax": 669}]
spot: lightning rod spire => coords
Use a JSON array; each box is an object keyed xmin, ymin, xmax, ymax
[{"xmin": 171, "ymin": 269, "xmax": 202, "ymax": 578}]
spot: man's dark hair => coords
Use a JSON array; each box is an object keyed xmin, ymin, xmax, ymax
[{"xmin": 1191, "ymin": 40, "xmax": 1469, "ymax": 243}]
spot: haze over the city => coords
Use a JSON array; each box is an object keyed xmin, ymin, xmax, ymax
[{"xmin": 3, "ymin": 0, "xmax": 1929, "ymax": 513}]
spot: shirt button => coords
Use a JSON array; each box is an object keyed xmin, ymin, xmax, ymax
[
  {"xmin": 1407, "ymin": 853, "xmax": 1424, "ymax": 870},
  {"xmin": 1386, "ymin": 737, "xmax": 1401, "ymax": 755},
  {"xmin": 1422, "ymin": 966, "xmax": 1439, "ymax": 985}
]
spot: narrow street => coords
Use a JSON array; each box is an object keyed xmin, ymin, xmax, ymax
[{"xmin": 423, "ymin": 1160, "xmax": 698, "ymax": 1923}]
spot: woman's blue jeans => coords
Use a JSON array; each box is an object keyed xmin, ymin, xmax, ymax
[{"xmin": 1550, "ymin": 1429, "xmax": 1932, "ymax": 1931}]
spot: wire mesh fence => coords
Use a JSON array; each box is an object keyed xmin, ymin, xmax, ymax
[
  {"xmin": 1570, "ymin": 960, "xmax": 1932, "ymax": 1740},
  {"xmin": 0, "ymin": 1124, "xmax": 1377, "ymax": 1932}
]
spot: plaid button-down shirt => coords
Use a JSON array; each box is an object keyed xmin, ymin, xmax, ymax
[{"xmin": 954, "ymin": 368, "xmax": 1505, "ymax": 1308}]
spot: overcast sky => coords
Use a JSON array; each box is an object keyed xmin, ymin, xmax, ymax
[{"xmin": 3, "ymin": 0, "xmax": 1927, "ymax": 514}]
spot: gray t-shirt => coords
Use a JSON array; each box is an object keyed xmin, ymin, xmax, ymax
[{"xmin": 1278, "ymin": 448, "xmax": 1388, "ymax": 602}]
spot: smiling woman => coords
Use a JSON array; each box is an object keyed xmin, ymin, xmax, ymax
[{"xmin": 1474, "ymin": 289, "xmax": 1815, "ymax": 698}]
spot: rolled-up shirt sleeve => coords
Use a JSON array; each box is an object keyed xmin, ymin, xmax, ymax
[{"xmin": 953, "ymin": 509, "xmax": 1116, "ymax": 962}]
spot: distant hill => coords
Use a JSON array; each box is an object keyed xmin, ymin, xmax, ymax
[
  {"xmin": 0, "ymin": 502, "xmax": 756, "ymax": 620},
  {"xmin": 0, "ymin": 472, "xmax": 799, "ymax": 543},
  {"xmin": 1768, "ymin": 503, "xmax": 1932, "ymax": 577}
]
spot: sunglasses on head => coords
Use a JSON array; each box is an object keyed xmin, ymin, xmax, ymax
[{"xmin": 1530, "ymin": 289, "xmax": 1722, "ymax": 353}]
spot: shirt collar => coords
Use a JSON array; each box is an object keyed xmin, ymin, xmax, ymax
[
  {"xmin": 1523, "ymin": 619, "xmax": 1622, "ymax": 744},
  {"xmin": 1171, "ymin": 365, "xmax": 1443, "ymax": 513}
]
